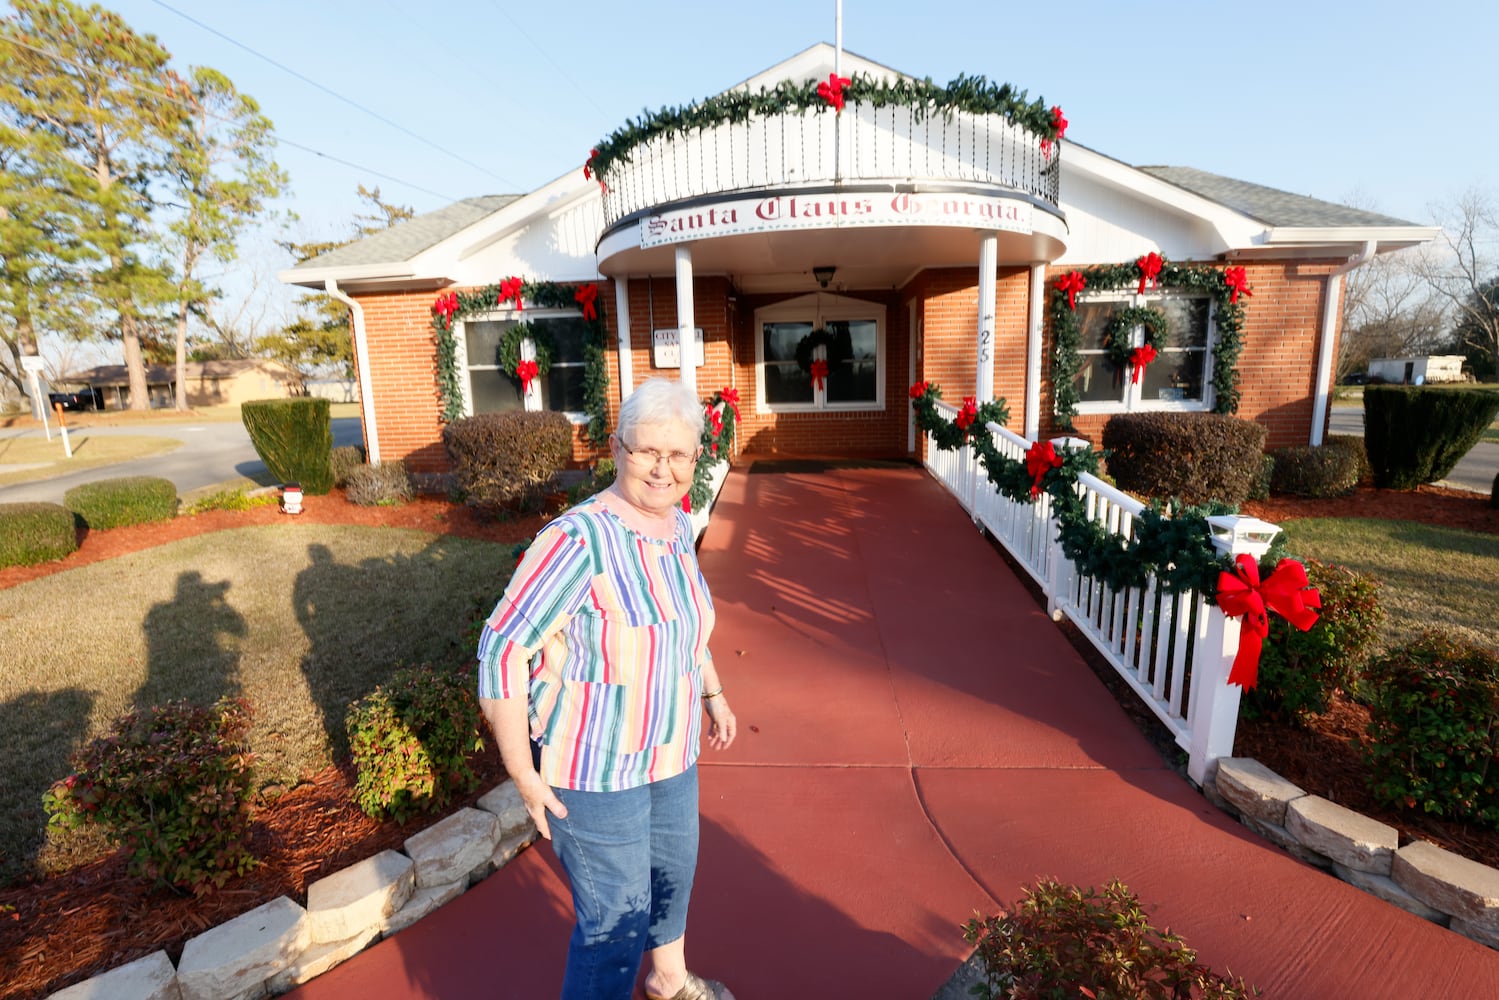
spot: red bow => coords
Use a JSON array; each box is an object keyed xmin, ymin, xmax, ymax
[
  {"xmin": 681, "ymin": 495, "xmax": 692, "ymax": 513},
  {"xmin": 816, "ymin": 73, "xmax": 851, "ymax": 112},
  {"xmin": 1055, "ymin": 271, "xmax": 1086, "ymax": 310},
  {"xmin": 908, "ymin": 380, "xmax": 931, "ymax": 400},
  {"xmin": 574, "ymin": 282, "xmax": 599, "ymax": 320},
  {"xmin": 719, "ymin": 387, "xmax": 740, "ymax": 423},
  {"xmin": 1215, "ymin": 555, "xmax": 1322, "ymax": 689},
  {"xmin": 705, "ymin": 404, "xmax": 724, "ymax": 455},
  {"xmin": 1024, "ymin": 439, "xmax": 1064, "ymax": 499},
  {"xmin": 1041, "ymin": 105, "xmax": 1068, "ymax": 157},
  {"xmin": 498, "ymin": 276, "xmax": 524, "ymax": 311},
  {"xmin": 515, "ymin": 359, "xmax": 539, "ymax": 394},
  {"xmin": 432, "ymin": 291, "xmax": 459, "ymax": 328},
  {"xmin": 583, "ymin": 147, "xmax": 598, "ymax": 180},
  {"xmin": 1224, "ymin": 266, "xmax": 1252, "ymax": 304},
  {"xmin": 954, "ymin": 396, "xmax": 978, "ymax": 432},
  {"xmin": 810, "ymin": 358, "xmax": 829, "ymax": 390},
  {"xmin": 1136, "ymin": 252, "xmax": 1163, "ymax": 295},
  {"xmin": 1129, "ymin": 343, "xmax": 1158, "ymax": 384}
]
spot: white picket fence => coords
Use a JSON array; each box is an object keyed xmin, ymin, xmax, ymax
[{"xmin": 924, "ymin": 402, "xmax": 1276, "ymax": 785}]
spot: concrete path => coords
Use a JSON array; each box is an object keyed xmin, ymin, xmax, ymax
[{"xmin": 285, "ymin": 463, "xmax": 1499, "ymax": 999}]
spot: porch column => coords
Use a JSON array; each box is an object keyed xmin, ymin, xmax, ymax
[
  {"xmin": 976, "ymin": 233, "xmax": 997, "ymax": 402},
  {"xmin": 614, "ymin": 277, "xmax": 635, "ymax": 400},
  {"xmin": 675, "ymin": 244, "xmax": 697, "ymax": 397},
  {"xmin": 1025, "ymin": 262, "xmax": 1047, "ymax": 438}
]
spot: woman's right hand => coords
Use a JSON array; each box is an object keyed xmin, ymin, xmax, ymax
[{"xmin": 513, "ymin": 770, "xmax": 568, "ymax": 840}]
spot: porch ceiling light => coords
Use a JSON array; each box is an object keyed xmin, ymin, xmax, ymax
[{"xmin": 812, "ymin": 265, "xmax": 836, "ymax": 288}]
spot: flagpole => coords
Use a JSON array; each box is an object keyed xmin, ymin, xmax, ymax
[{"xmin": 835, "ymin": 0, "xmax": 842, "ymax": 78}]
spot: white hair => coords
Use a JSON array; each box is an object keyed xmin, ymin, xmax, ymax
[{"xmin": 616, "ymin": 378, "xmax": 704, "ymax": 444}]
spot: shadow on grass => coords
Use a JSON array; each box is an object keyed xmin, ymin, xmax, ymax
[{"xmin": 0, "ymin": 688, "xmax": 94, "ymax": 885}]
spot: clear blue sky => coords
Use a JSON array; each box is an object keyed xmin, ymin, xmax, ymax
[{"xmin": 70, "ymin": 1, "xmax": 1499, "ymax": 299}]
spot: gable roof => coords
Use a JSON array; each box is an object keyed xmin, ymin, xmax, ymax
[
  {"xmin": 1136, "ymin": 166, "xmax": 1416, "ymax": 229},
  {"xmin": 288, "ymin": 195, "xmax": 520, "ymax": 272}
]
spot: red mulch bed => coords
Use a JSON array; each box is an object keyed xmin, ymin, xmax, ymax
[{"xmin": 2, "ymin": 484, "xmax": 1496, "ymax": 998}]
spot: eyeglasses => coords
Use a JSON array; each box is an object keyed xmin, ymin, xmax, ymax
[{"xmin": 618, "ymin": 440, "xmax": 699, "ymax": 472}]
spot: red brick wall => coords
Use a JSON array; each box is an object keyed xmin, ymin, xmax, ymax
[{"xmin": 358, "ymin": 289, "xmax": 448, "ymax": 474}]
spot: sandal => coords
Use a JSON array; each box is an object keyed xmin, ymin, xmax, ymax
[{"xmin": 644, "ymin": 971, "xmax": 736, "ymax": 1000}]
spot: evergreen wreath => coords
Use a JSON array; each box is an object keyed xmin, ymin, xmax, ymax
[
  {"xmin": 1103, "ymin": 306, "xmax": 1169, "ymax": 374},
  {"xmin": 908, "ymin": 381, "xmax": 1233, "ymax": 597},
  {"xmin": 793, "ymin": 327, "xmax": 851, "ymax": 373},
  {"xmin": 1048, "ymin": 258, "xmax": 1249, "ymax": 430},
  {"xmin": 430, "ymin": 279, "xmax": 610, "ymax": 445}
]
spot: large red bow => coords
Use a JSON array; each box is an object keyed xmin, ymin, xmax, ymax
[
  {"xmin": 574, "ymin": 282, "xmax": 599, "ymax": 320},
  {"xmin": 1025, "ymin": 439, "xmax": 1064, "ymax": 499},
  {"xmin": 1129, "ymin": 343, "xmax": 1158, "ymax": 384},
  {"xmin": 909, "ymin": 380, "xmax": 931, "ymax": 400},
  {"xmin": 1055, "ymin": 271, "xmax": 1086, "ymax": 310},
  {"xmin": 1136, "ymin": 251, "xmax": 1163, "ymax": 295},
  {"xmin": 1216, "ymin": 555, "xmax": 1321, "ymax": 689},
  {"xmin": 705, "ymin": 404, "xmax": 724, "ymax": 455},
  {"xmin": 954, "ymin": 396, "xmax": 978, "ymax": 432},
  {"xmin": 498, "ymin": 276, "xmax": 524, "ymax": 311},
  {"xmin": 1224, "ymin": 266, "xmax": 1252, "ymax": 304},
  {"xmin": 432, "ymin": 291, "xmax": 459, "ymax": 329},
  {"xmin": 515, "ymin": 359, "xmax": 539, "ymax": 394},
  {"xmin": 817, "ymin": 73, "xmax": 851, "ymax": 112},
  {"xmin": 810, "ymin": 358, "xmax": 829, "ymax": 390},
  {"xmin": 719, "ymin": 387, "xmax": 740, "ymax": 422},
  {"xmin": 1040, "ymin": 105, "xmax": 1068, "ymax": 157}
]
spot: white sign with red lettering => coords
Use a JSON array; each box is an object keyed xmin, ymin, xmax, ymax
[{"xmin": 640, "ymin": 191, "xmax": 1033, "ymax": 247}]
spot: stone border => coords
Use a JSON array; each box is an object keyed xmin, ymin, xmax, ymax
[
  {"xmin": 47, "ymin": 781, "xmax": 539, "ymax": 1000},
  {"xmin": 1207, "ymin": 757, "xmax": 1499, "ymax": 949}
]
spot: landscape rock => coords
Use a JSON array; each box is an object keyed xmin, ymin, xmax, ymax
[
  {"xmin": 1215, "ymin": 757, "xmax": 1306, "ymax": 826},
  {"xmin": 306, "ymin": 850, "xmax": 414, "ymax": 944},
  {"xmin": 404, "ymin": 807, "xmax": 501, "ymax": 889},
  {"xmin": 1286, "ymin": 796, "xmax": 1397, "ymax": 875},
  {"xmin": 176, "ymin": 896, "xmax": 308, "ymax": 1000},
  {"xmin": 1393, "ymin": 840, "xmax": 1499, "ymax": 931},
  {"xmin": 47, "ymin": 950, "xmax": 180, "ymax": 1000}
]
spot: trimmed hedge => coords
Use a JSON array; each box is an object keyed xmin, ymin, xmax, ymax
[
  {"xmin": 344, "ymin": 461, "xmax": 414, "ymax": 506},
  {"xmin": 63, "ymin": 476, "xmax": 177, "ymax": 530},
  {"xmin": 1270, "ymin": 444, "xmax": 1360, "ymax": 498},
  {"xmin": 1325, "ymin": 434, "xmax": 1371, "ymax": 486},
  {"xmin": 1364, "ymin": 386, "xmax": 1499, "ymax": 489},
  {"xmin": 0, "ymin": 501, "xmax": 78, "ymax": 567},
  {"xmin": 242, "ymin": 397, "xmax": 334, "ymax": 494},
  {"xmin": 442, "ymin": 410, "xmax": 572, "ymax": 514},
  {"xmin": 1100, "ymin": 412, "xmax": 1267, "ymax": 506}
]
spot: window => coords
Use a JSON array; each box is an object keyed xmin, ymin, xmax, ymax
[
  {"xmin": 1072, "ymin": 293, "xmax": 1213, "ymax": 412},
  {"xmin": 755, "ymin": 293, "xmax": 885, "ymax": 413},
  {"xmin": 461, "ymin": 312, "xmax": 590, "ymax": 417}
]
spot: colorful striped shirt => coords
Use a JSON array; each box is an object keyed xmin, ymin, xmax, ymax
[{"xmin": 477, "ymin": 497, "xmax": 715, "ymax": 792}]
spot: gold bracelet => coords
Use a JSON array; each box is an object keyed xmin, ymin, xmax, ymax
[{"xmin": 701, "ymin": 686, "xmax": 724, "ymax": 701}]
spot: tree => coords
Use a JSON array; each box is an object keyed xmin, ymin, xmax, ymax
[
  {"xmin": 268, "ymin": 185, "xmax": 414, "ymax": 378},
  {"xmin": 1417, "ymin": 189, "xmax": 1499, "ymax": 382},
  {"xmin": 1338, "ymin": 247, "xmax": 1449, "ymax": 380},
  {"xmin": 1, "ymin": 0, "xmax": 190, "ymax": 410},
  {"xmin": 162, "ymin": 66, "xmax": 287, "ymax": 409}
]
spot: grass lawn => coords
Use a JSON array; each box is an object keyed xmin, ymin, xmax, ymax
[
  {"xmin": 1278, "ymin": 518, "xmax": 1499, "ymax": 653},
  {"xmin": 0, "ymin": 523, "xmax": 514, "ymax": 885},
  {"xmin": 0, "ymin": 434, "xmax": 183, "ymax": 487}
]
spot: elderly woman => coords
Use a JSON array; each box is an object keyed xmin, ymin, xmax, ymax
[{"xmin": 478, "ymin": 377, "xmax": 737, "ymax": 1000}]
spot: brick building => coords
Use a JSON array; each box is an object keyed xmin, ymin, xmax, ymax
[{"xmin": 282, "ymin": 44, "xmax": 1436, "ymax": 474}]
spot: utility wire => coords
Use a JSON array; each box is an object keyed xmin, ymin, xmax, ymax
[
  {"xmin": 149, "ymin": 0, "xmax": 521, "ymax": 189},
  {"xmin": 0, "ymin": 33, "xmax": 462, "ymax": 203},
  {"xmin": 485, "ymin": 0, "xmax": 612, "ymax": 121}
]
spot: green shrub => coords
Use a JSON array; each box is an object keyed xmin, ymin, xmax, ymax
[
  {"xmin": 1364, "ymin": 386, "xmax": 1499, "ymax": 489},
  {"xmin": 344, "ymin": 461, "xmax": 414, "ymax": 506},
  {"xmin": 1362, "ymin": 631, "xmax": 1499, "ymax": 827},
  {"xmin": 1325, "ymin": 434, "xmax": 1371, "ymax": 486},
  {"xmin": 346, "ymin": 664, "xmax": 485, "ymax": 822},
  {"xmin": 182, "ymin": 486, "xmax": 278, "ymax": 515},
  {"xmin": 1241, "ymin": 559, "xmax": 1384, "ymax": 723},
  {"xmin": 42, "ymin": 697, "xmax": 258, "ymax": 893},
  {"xmin": 242, "ymin": 397, "xmax": 334, "ymax": 494},
  {"xmin": 1101, "ymin": 412, "xmax": 1268, "ymax": 506},
  {"xmin": 1269, "ymin": 444, "xmax": 1360, "ymax": 498},
  {"xmin": 568, "ymin": 457, "xmax": 617, "ymax": 505},
  {"xmin": 442, "ymin": 410, "xmax": 572, "ymax": 515},
  {"xmin": 63, "ymin": 476, "xmax": 177, "ymax": 530},
  {"xmin": 330, "ymin": 444, "xmax": 367, "ymax": 488},
  {"xmin": 1246, "ymin": 453, "xmax": 1274, "ymax": 501},
  {"xmin": 962, "ymin": 878, "xmax": 1256, "ymax": 999},
  {"xmin": 0, "ymin": 502, "xmax": 78, "ymax": 567}
]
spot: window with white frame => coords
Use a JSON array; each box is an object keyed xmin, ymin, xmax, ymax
[
  {"xmin": 1073, "ymin": 293, "xmax": 1213, "ymax": 411},
  {"xmin": 755, "ymin": 293, "xmax": 885, "ymax": 412},
  {"xmin": 461, "ymin": 312, "xmax": 590, "ymax": 416}
]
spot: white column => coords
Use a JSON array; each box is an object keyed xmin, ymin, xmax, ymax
[
  {"xmin": 614, "ymin": 277, "xmax": 634, "ymax": 401},
  {"xmin": 1025, "ymin": 263, "xmax": 1047, "ymax": 439},
  {"xmin": 977, "ymin": 232, "xmax": 997, "ymax": 402},
  {"xmin": 1309, "ymin": 272, "xmax": 1344, "ymax": 446},
  {"xmin": 675, "ymin": 244, "xmax": 697, "ymax": 397}
]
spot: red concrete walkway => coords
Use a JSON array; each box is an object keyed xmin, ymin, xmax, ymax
[{"xmin": 290, "ymin": 463, "xmax": 1499, "ymax": 999}]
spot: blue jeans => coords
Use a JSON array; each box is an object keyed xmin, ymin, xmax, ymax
[{"xmin": 549, "ymin": 766, "xmax": 700, "ymax": 1000}]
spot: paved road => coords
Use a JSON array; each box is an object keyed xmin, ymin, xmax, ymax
[
  {"xmin": 0, "ymin": 417, "xmax": 363, "ymax": 504},
  {"xmin": 1329, "ymin": 406, "xmax": 1497, "ymax": 494}
]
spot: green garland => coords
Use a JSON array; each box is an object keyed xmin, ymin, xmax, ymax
[
  {"xmin": 430, "ymin": 279, "xmax": 609, "ymax": 445},
  {"xmin": 588, "ymin": 72, "xmax": 1061, "ymax": 182},
  {"xmin": 1103, "ymin": 306, "xmax": 1168, "ymax": 373},
  {"xmin": 688, "ymin": 388, "xmax": 740, "ymax": 511},
  {"xmin": 793, "ymin": 327, "xmax": 851, "ymax": 373},
  {"xmin": 1048, "ymin": 259, "xmax": 1249, "ymax": 430},
  {"xmin": 910, "ymin": 381, "xmax": 1232, "ymax": 596}
]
